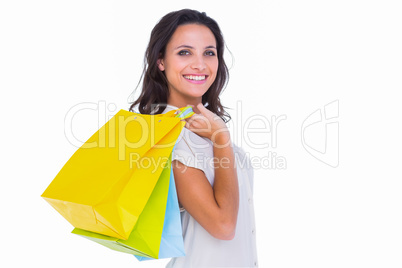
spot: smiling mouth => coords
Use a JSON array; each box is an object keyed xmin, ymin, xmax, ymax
[{"xmin": 183, "ymin": 75, "xmax": 207, "ymax": 81}]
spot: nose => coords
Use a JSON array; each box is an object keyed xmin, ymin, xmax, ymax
[{"xmin": 190, "ymin": 55, "xmax": 206, "ymax": 71}]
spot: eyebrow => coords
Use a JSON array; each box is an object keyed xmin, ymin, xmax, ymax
[{"xmin": 174, "ymin": 45, "xmax": 217, "ymax": 50}]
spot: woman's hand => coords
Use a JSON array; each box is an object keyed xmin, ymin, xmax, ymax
[
  {"xmin": 185, "ymin": 103, "xmax": 230, "ymax": 147},
  {"xmin": 173, "ymin": 102, "xmax": 239, "ymax": 241}
]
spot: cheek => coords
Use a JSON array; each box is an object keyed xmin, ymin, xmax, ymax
[
  {"xmin": 165, "ymin": 60, "xmax": 187, "ymax": 78},
  {"xmin": 210, "ymin": 58, "xmax": 219, "ymax": 72},
  {"xmin": 210, "ymin": 60, "xmax": 219, "ymax": 79}
]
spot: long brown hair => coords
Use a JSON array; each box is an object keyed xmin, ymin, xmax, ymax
[{"xmin": 129, "ymin": 9, "xmax": 231, "ymax": 122}]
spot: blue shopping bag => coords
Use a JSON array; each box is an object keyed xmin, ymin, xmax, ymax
[{"xmin": 134, "ymin": 151, "xmax": 185, "ymax": 261}]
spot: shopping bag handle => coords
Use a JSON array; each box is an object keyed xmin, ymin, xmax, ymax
[
  {"xmin": 175, "ymin": 106, "xmax": 194, "ymax": 119},
  {"xmin": 159, "ymin": 106, "xmax": 194, "ymax": 120}
]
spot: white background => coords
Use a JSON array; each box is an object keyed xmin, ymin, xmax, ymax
[{"xmin": 1, "ymin": 0, "xmax": 401, "ymax": 267}]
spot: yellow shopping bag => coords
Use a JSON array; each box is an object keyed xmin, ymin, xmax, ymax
[
  {"xmin": 41, "ymin": 107, "xmax": 193, "ymax": 240},
  {"xmin": 71, "ymin": 151, "xmax": 184, "ymax": 259}
]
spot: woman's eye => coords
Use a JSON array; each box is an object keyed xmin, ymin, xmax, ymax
[
  {"xmin": 205, "ymin": 51, "xmax": 216, "ymax": 56},
  {"xmin": 178, "ymin": 50, "xmax": 190, "ymax": 56}
]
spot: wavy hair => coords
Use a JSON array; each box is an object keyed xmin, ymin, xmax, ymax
[{"xmin": 129, "ymin": 9, "xmax": 231, "ymax": 122}]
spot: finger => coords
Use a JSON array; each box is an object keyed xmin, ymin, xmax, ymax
[
  {"xmin": 196, "ymin": 102, "xmax": 211, "ymax": 116},
  {"xmin": 187, "ymin": 113, "xmax": 205, "ymax": 123},
  {"xmin": 185, "ymin": 120, "xmax": 200, "ymax": 131}
]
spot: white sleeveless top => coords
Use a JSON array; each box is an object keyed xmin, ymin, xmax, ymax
[{"xmin": 164, "ymin": 105, "xmax": 258, "ymax": 268}]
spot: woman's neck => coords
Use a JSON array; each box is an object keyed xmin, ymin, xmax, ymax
[{"xmin": 167, "ymin": 96, "xmax": 202, "ymax": 111}]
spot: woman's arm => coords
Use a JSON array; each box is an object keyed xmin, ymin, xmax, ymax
[{"xmin": 173, "ymin": 103, "xmax": 239, "ymax": 240}]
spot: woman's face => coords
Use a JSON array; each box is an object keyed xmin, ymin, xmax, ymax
[{"xmin": 159, "ymin": 24, "xmax": 219, "ymax": 107}]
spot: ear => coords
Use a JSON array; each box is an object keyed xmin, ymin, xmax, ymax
[{"xmin": 157, "ymin": 59, "xmax": 165, "ymax": 71}]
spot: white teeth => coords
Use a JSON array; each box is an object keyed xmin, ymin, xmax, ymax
[{"xmin": 184, "ymin": 75, "xmax": 206, "ymax": 81}]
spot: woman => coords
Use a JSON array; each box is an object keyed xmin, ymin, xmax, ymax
[{"xmin": 130, "ymin": 9, "xmax": 258, "ymax": 267}]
